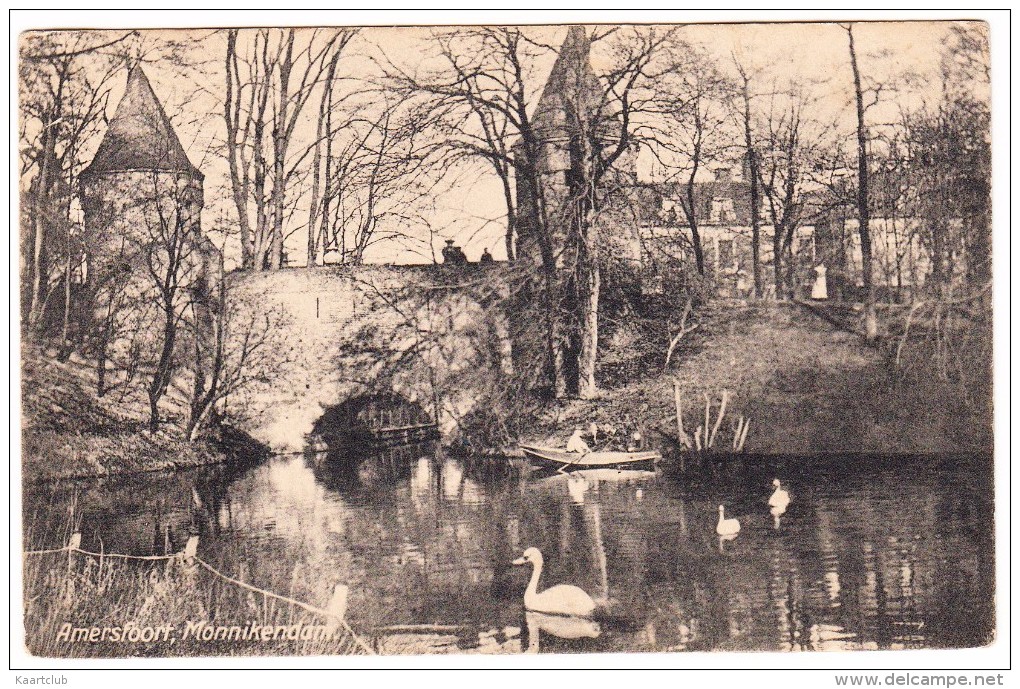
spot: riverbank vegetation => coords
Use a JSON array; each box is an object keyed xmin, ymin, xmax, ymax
[
  {"xmin": 471, "ymin": 301, "xmax": 992, "ymax": 457},
  {"xmin": 21, "ymin": 345, "xmax": 268, "ymax": 483},
  {"xmin": 23, "ymin": 549, "xmax": 369, "ymax": 657}
]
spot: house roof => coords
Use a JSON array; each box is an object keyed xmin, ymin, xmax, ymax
[{"xmin": 82, "ymin": 65, "xmax": 203, "ymax": 180}]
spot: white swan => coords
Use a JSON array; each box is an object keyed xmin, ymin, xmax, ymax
[
  {"xmin": 716, "ymin": 505, "xmax": 741, "ymax": 536},
  {"xmin": 768, "ymin": 479, "xmax": 791, "ymax": 513},
  {"xmin": 513, "ymin": 547, "xmax": 597, "ymax": 617}
]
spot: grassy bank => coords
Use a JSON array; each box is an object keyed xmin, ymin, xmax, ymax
[
  {"xmin": 23, "ymin": 550, "xmax": 369, "ymax": 657},
  {"xmin": 520, "ymin": 301, "xmax": 992, "ymax": 456},
  {"xmin": 21, "ymin": 346, "xmax": 268, "ymax": 483}
]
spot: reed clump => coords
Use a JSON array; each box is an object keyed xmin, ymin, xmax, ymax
[
  {"xmin": 672, "ymin": 382, "xmax": 750, "ymax": 454},
  {"xmin": 23, "ymin": 549, "xmax": 368, "ymax": 658}
]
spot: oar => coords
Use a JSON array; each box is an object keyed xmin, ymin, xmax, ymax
[{"xmin": 557, "ymin": 451, "xmax": 590, "ymax": 474}]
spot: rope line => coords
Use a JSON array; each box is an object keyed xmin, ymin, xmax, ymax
[
  {"xmin": 23, "ymin": 544, "xmax": 375, "ymax": 655},
  {"xmin": 25, "ymin": 545, "xmax": 176, "ymax": 561},
  {"xmin": 82, "ymin": 549, "xmax": 177, "ymax": 561},
  {"xmin": 193, "ymin": 556, "xmax": 374, "ymax": 655},
  {"xmin": 24, "ymin": 546, "xmax": 72, "ymax": 556}
]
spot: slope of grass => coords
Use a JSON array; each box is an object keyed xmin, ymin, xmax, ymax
[
  {"xmin": 23, "ymin": 552, "xmax": 369, "ymax": 657},
  {"xmin": 521, "ymin": 301, "xmax": 991, "ymax": 456},
  {"xmin": 21, "ymin": 346, "xmax": 267, "ymax": 483}
]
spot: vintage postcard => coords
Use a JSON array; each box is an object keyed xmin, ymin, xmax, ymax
[{"xmin": 15, "ymin": 14, "xmax": 999, "ymax": 668}]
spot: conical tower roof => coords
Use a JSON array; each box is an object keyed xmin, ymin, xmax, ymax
[
  {"xmin": 532, "ymin": 26, "xmax": 604, "ymax": 137},
  {"xmin": 83, "ymin": 65, "xmax": 203, "ymax": 180}
]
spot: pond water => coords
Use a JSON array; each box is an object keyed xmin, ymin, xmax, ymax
[{"xmin": 24, "ymin": 448, "xmax": 994, "ymax": 654}]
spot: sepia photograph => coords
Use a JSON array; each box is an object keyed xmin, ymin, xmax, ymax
[{"xmin": 12, "ymin": 10, "xmax": 1005, "ymax": 674}]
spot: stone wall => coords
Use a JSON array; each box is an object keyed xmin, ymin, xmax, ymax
[{"xmin": 224, "ymin": 264, "xmax": 513, "ymax": 451}]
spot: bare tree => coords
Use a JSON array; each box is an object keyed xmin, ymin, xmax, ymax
[
  {"xmin": 382, "ymin": 27, "xmax": 555, "ymax": 263},
  {"xmin": 305, "ymin": 45, "xmax": 343, "ymax": 265},
  {"xmin": 130, "ymin": 171, "xmax": 204, "ymax": 430},
  {"xmin": 316, "ymin": 101, "xmax": 439, "ymax": 264},
  {"xmin": 561, "ymin": 26, "xmax": 674, "ymax": 398},
  {"xmin": 186, "ymin": 269, "xmax": 290, "ymax": 440},
  {"xmin": 845, "ymin": 23, "xmax": 878, "ymax": 341},
  {"xmin": 654, "ymin": 41, "xmax": 735, "ymax": 277},
  {"xmin": 383, "ymin": 26, "xmax": 567, "ymax": 394},
  {"xmin": 755, "ymin": 85, "xmax": 834, "ymax": 299},
  {"xmin": 19, "ymin": 31, "xmax": 133, "ymax": 335},
  {"xmin": 223, "ymin": 28, "xmax": 357, "ymax": 270},
  {"xmin": 732, "ymin": 58, "xmax": 764, "ymax": 298}
]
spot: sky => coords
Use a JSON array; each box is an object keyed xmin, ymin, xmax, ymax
[{"xmin": 21, "ymin": 20, "xmax": 987, "ymax": 269}]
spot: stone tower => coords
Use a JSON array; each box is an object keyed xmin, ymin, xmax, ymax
[
  {"xmin": 80, "ymin": 65, "xmax": 206, "ymax": 278},
  {"xmin": 79, "ymin": 65, "xmax": 219, "ymax": 373},
  {"xmin": 514, "ymin": 26, "xmax": 639, "ymax": 266}
]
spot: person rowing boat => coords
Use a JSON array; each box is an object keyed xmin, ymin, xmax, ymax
[{"xmin": 566, "ymin": 427, "xmax": 591, "ymax": 454}]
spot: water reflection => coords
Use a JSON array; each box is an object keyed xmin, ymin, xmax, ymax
[
  {"xmin": 525, "ymin": 612, "xmax": 601, "ymax": 654},
  {"xmin": 24, "ymin": 450, "xmax": 994, "ymax": 654}
]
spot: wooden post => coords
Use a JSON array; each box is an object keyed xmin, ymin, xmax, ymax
[
  {"xmin": 324, "ymin": 583, "xmax": 349, "ymax": 634},
  {"xmin": 738, "ymin": 420, "xmax": 751, "ymax": 452},
  {"xmin": 182, "ymin": 535, "xmax": 199, "ymax": 567},
  {"xmin": 68, "ymin": 533, "xmax": 81, "ymax": 551},
  {"xmin": 733, "ymin": 417, "xmax": 745, "ymax": 451},
  {"xmin": 67, "ymin": 532, "xmax": 81, "ymax": 571},
  {"xmin": 703, "ymin": 395, "xmax": 711, "ymax": 450}
]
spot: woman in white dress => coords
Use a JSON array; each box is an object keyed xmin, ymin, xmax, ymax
[{"xmin": 811, "ymin": 263, "xmax": 828, "ymax": 300}]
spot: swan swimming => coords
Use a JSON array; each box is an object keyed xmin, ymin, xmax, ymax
[
  {"xmin": 768, "ymin": 479, "xmax": 791, "ymax": 513},
  {"xmin": 513, "ymin": 547, "xmax": 597, "ymax": 617},
  {"xmin": 716, "ymin": 505, "xmax": 741, "ymax": 536}
]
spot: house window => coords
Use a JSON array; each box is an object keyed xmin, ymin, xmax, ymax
[
  {"xmin": 718, "ymin": 239, "xmax": 734, "ymax": 271},
  {"xmin": 710, "ymin": 197, "xmax": 736, "ymax": 223}
]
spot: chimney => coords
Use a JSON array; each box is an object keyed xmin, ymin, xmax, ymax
[{"xmin": 714, "ymin": 166, "xmax": 733, "ymax": 183}]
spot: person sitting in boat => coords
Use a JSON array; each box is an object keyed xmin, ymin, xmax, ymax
[
  {"xmin": 627, "ymin": 428, "xmax": 643, "ymax": 452},
  {"xmin": 566, "ymin": 426, "xmax": 591, "ymax": 454}
]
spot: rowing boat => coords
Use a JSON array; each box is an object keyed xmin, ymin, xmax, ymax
[{"xmin": 519, "ymin": 444, "xmax": 660, "ymax": 469}]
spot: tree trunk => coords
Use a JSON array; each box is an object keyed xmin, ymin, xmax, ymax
[
  {"xmin": 577, "ymin": 254, "xmax": 600, "ymax": 399},
  {"xmin": 773, "ymin": 222, "xmax": 785, "ymax": 299},
  {"xmin": 27, "ymin": 118, "xmax": 55, "ymax": 330},
  {"xmin": 501, "ymin": 175, "xmax": 516, "ymax": 263},
  {"xmin": 682, "ymin": 181, "xmax": 705, "ymax": 276},
  {"xmin": 741, "ymin": 79, "xmax": 763, "ymax": 298},
  {"xmin": 306, "ymin": 51, "xmax": 340, "ymax": 267},
  {"xmin": 848, "ymin": 25, "xmax": 878, "ymax": 342},
  {"xmin": 268, "ymin": 34, "xmax": 295, "ymax": 271},
  {"xmin": 307, "ymin": 116, "xmax": 324, "ymax": 266},
  {"xmin": 96, "ymin": 341, "xmax": 107, "ymax": 398},
  {"xmin": 521, "ymin": 155, "xmax": 565, "ymax": 397},
  {"xmin": 148, "ymin": 330, "xmax": 175, "ymax": 431},
  {"xmin": 57, "ymin": 226, "xmax": 73, "ymax": 360},
  {"xmin": 224, "ymin": 31, "xmax": 254, "ymax": 270}
]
